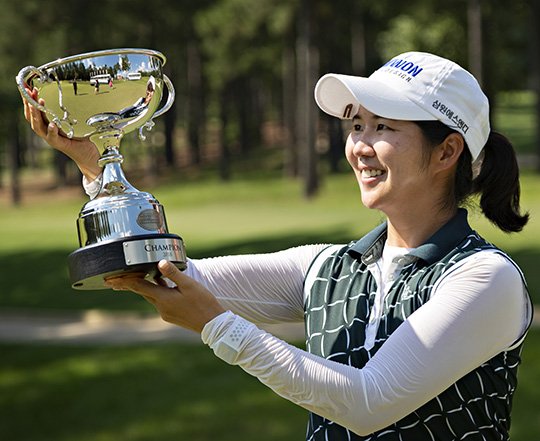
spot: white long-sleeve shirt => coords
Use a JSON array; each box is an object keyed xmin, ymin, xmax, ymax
[
  {"xmin": 189, "ymin": 246, "xmax": 531, "ymax": 436},
  {"xmin": 84, "ymin": 176, "xmax": 531, "ymax": 436}
]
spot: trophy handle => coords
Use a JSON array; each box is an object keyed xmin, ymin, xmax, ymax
[
  {"xmin": 16, "ymin": 65, "xmax": 75, "ymax": 138},
  {"xmin": 138, "ymin": 74, "xmax": 175, "ymax": 141}
]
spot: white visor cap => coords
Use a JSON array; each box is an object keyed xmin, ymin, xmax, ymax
[{"xmin": 314, "ymin": 52, "xmax": 490, "ymax": 162}]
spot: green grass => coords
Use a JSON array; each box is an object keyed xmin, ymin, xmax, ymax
[
  {"xmin": 0, "ymin": 342, "xmax": 307, "ymax": 441},
  {"xmin": 1, "ymin": 169, "xmax": 540, "ymax": 309},
  {"xmin": 0, "ymin": 328, "xmax": 538, "ymax": 441},
  {"xmin": 494, "ymin": 90, "xmax": 538, "ymax": 155}
]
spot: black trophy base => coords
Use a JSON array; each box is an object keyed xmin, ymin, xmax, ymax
[{"xmin": 68, "ymin": 234, "xmax": 187, "ymax": 290}]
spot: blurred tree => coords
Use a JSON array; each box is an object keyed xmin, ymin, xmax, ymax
[
  {"xmin": 530, "ymin": 0, "xmax": 540, "ymax": 170},
  {"xmin": 146, "ymin": 0, "xmax": 214, "ymax": 169},
  {"xmin": 296, "ymin": 0, "xmax": 318, "ymax": 197},
  {"xmin": 467, "ymin": 0, "xmax": 483, "ymax": 84},
  {"xmin": 0, "ymin": 0, "xmax": 75, "ymax": 201},
  {"xmin": 376, "ymin": 2, "xmax": 467, "ymax": 64},
  {"xmin": 196, "ymin": 0, "xmax": 294, "ymax": 179},
  {"xmin": 1, "ymin": 0, "xmax": 538, "ymax": 206}
]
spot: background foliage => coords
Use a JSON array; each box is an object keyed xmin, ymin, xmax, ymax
[
  {"xmin": 1, "ymin": 0, "xmax": 539, "ymax": 200},
  {"xmin": 0, "ymin": 1, "xmax": 539, "ymax": 440}
]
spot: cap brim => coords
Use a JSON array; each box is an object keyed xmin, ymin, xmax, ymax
[{"xmin": 314, "ymin": 73, "xmax": 436, "ymax": 121}]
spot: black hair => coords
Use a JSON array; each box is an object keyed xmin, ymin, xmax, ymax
[{"xmin": 415, "ymin": 120, "xmax": 529, "ymax": 233}]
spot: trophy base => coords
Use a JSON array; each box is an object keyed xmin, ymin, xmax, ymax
[{"xmin": 68, "ymin": 234, "xmax": 187, "ymax": 290}]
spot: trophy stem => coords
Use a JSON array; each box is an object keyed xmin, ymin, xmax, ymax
[{"xmin": 96, "ymin": 147, "xmax": 139, "ymax": 197}]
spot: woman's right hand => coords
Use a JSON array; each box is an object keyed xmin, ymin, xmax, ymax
[{"xmin": 22, "ymin": 86, "xmax": 102, "ymax": 182}]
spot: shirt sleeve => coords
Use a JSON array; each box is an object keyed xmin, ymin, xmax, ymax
[
  {"xmin": 83, "ymin": 174, "xmax": 102, "ymax": 199},
  {"xmin": 201, "ymin": 250, "xmax": 531, "ymax": 436},
  {"xmin": 184, "ymin": 244, "xmax": 331, "ymax": 324}
]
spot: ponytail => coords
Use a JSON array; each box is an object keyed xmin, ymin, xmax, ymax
[
  {"xmin": 416, "ymin": 121, "xmax": 529, "ymax": 233},
  {"xmin": 471, "ymin": 131, "xmax": 529, "ymax": 232}
]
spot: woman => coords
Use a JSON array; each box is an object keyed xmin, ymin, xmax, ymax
[{"xmin": 23, "ymin": 51, "xmax": 532, "ymax": 440}]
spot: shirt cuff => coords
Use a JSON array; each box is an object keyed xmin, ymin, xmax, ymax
[
  {"xmin": 82, "ymin": 174, "xmax": 103, "ymax": 199},
  {"xmin": 201, "ymin": 311, "xmax": 257, "ymax": 364}
]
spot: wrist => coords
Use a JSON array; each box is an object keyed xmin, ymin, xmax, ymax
[
  {"xmin": 79, "ymin": 165, "xmax": 102, "ymax": 183},
  {"xmin": 64, "ymin": 140, "xmax": 101, "ymax": 181},
  {"xmin": 196, "ymin": 305, "xmax": 227, "ymax": 334},
  {"xmin": 201, "ymin": 311, "xmax": 257, "ymax": 364}
]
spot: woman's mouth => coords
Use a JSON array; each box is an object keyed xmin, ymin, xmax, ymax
[{"xmin": 361, "ymin": 168, "xmax": 384, "ymax": 178}]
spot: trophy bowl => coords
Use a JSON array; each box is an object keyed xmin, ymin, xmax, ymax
[{"xmin": 16, "ymin": 48, "xmax": 187, "ymax": 290}]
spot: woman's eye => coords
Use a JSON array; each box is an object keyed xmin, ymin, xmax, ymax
[{"xmin": 376, "ymin": 123, "xmax": 392, "ymax": 131}]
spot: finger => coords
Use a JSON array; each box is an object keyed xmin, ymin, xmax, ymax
[
  {"xmin": 23, "ymin": 98, "xmax": 31, "ymax": 121},
  {"xmin": 106, "ymin": 276, "xmax": 164, "ymax": 301},
  {"xmin": 22, "ymin": 87, "xmax": 36, "ymax": 122},
  {"xmin": 28, "ymin": 103, "xmax": 48, "ymax": 136},
  {"xmin": 157, "ymin": 260, "xmax": 192, "ymax": 287},
  {"xmin": 105, "ymin": 272, "xmax": 147, "ymax": 283},
  {"xmin": 45, "ymin": 121, "xmax": 61, "ymax": 144},
  {"xmin": 104, "ymin": 278, "xmax": 158, "ymax": 306},
  {"xmin": 105, "ymin": 273, "xmax": 145, "ymax": 288},
  {"xmin": 141, "ymin": 294, "xmax": 157, "ymax": 306},
  {"xmin": 156, "ymin": 276, "xmax": 171, "ymax": 288},
  {"xmin": 44, "ymin": 120, "xmax": 73, "ymax": 152}
]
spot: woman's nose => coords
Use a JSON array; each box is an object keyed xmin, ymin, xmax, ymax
[{"xmin": 352, "ymin": 136, "xmax": 375, "ymax": 158}]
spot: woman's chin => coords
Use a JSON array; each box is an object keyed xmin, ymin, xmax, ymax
[
  {"xmin": 360, "ymin": 191, "xmax": 381, "ymax": 210},
  {"xmin": 360, "ymin": 198, "xmax": 380, "ymax": 211}
]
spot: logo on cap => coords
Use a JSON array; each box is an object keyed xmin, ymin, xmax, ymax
[
  {"xmin": 382, "ymin": 58, "xmax": 424, "ymax": 77},
  {"xmin": 432, "ymin": 100, "xmax": 469, "ymax": 134},
  {"xmin": 342, "ymin": 104, "xmax": 354, "ymax": 119}
]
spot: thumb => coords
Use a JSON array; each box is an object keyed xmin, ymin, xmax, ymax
[
  {"xmin": 47, "ymin": 121, "xmax": 58, "ymax": 136},
  {"xmin": 157, "ymin": 260, "xmax": 189, "ymax": 286}
]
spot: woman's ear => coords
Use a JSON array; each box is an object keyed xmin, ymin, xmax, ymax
[{"xmin": 433, "ymin": 133, "xmax": 465, "ymax": 172}]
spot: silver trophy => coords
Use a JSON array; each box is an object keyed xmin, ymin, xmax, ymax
[{"xmin": 16, "ymin": 48, "xmax": 187, "ymax": 290}]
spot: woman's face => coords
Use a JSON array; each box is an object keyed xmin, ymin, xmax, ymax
[{"xmin": 345, "ymin": 106, "xmax": 434, "ymax": 217}]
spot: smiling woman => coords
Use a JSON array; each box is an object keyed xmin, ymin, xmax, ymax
[
  {"xmin": 105, "ymin": 52, "xmax": 532, "ymax": 441},
  {"xmin": 344, "ymin": 110, "xmax": 436, "ymax": 225},
  {"xmin": 22, "ymin": 51, "xmax": 533, "ymax": 441}
]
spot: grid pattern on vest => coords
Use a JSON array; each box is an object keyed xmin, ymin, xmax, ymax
[{"xmin": 303, "ymin": 234, "xmax": 524, "ymax": 441}]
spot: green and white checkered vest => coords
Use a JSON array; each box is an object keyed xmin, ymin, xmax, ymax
[{"xmin": 303, "ymin": 210, "xmax": 529, "ymax": 441}]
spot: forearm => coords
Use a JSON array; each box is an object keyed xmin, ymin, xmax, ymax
[
  {"xmin": 185, "ymin": 245, "xmax": 329, "ymax": 324},
  {"xmin": 74, "ymin": 156, "xmax": 101, "ymax": 183},
  {"xmin": 202, "ymin": 312, "xmax": 386, "ymax": 436}
]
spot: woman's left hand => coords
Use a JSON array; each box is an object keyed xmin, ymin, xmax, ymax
[{"xmin": 105, "ymin": 260, "xmax": 226, "ymax": 333}]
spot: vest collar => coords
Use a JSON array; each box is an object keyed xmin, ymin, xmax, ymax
[{"xmin": 348, "ymin": 209, "xmax": 474, "ymax": 265}]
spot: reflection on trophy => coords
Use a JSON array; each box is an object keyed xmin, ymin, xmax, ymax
[{"xmin": 16, "ymin": 49, "xmax": 187, "ymax": 290}]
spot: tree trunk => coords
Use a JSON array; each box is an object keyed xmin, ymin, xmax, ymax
[
  {"xmin": 164, "ymin": 94, "xmax": 177, "ymax": 167},
  {"xmin": 531, "ymin": 0, "xmax": 540, "ymax": 171},
  {"xmin": 467, "ymin": 0, "xmax": 483, "ymax": 85},
  {"xmin": 9, "ymin": 118, "xmax": 21, "ymax": 206},
  {"xmin": 282, "ymin": 46, "xmax": 298, "ymax": 177},
  {"xmin": 327, "ymin": 118, "xmax": 343, "ymax": 173},
  {"xmin": 237, "ymin": 79, "xmax": 251, "ymax": 155},
  {"xmin": 234, "ymin": 77, "xmax": 262, "ymax": 155},
  {"xmin": 164, "ymin": 108, "xmax": 176, "ymax": 167},
  {"xmin": 54, "ymin": 151, "xmax": 69, "ymax": 188},
  {"xmin": 187, "ymin": 41, "xmax": 202, "ymax": 166},
  {"xmin": 296, "ymin": 0, "xmax": 319, "ymax": 198},
  {"xmin": 351, "ymin": 4, "xmax": 367, "ymax": 76},
  {"xmin": 219, "ymin": 88, "xmax": 231, "ymax": 181}
]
